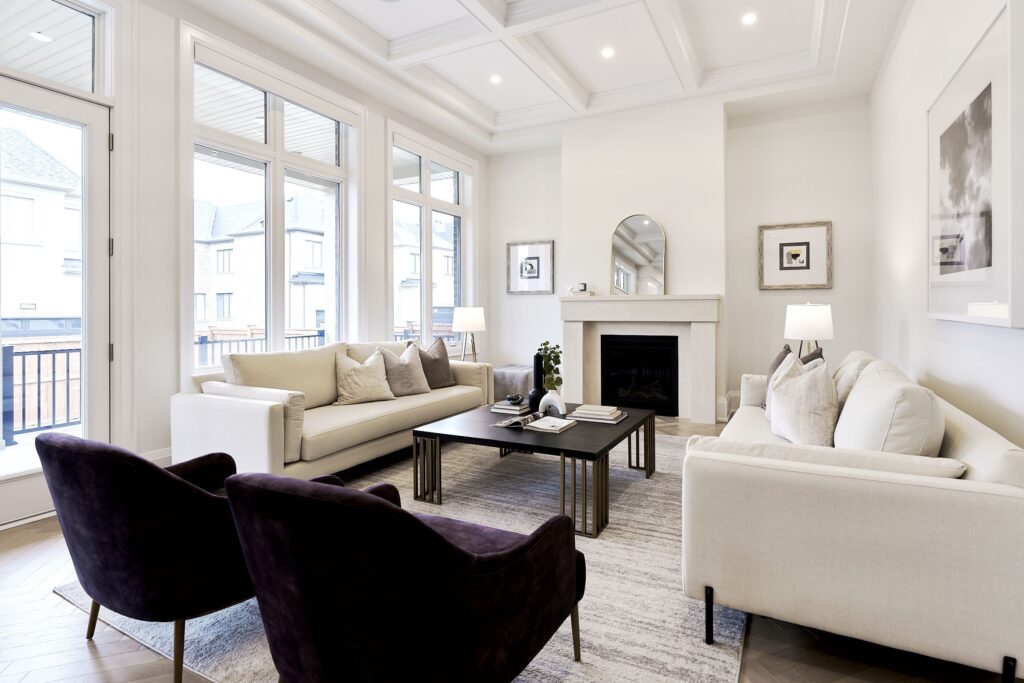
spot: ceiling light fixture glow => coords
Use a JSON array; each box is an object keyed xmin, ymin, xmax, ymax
[
  {"xmin": 489, "ymin": 74, "xmax": 502, "ymax": 85},
  {"xmin": 741, "ymin": 12, "xmax": 757, "ymax": 26},
  {"xmin": 601, "ymin": 46, "xmax": 615, "ymax": 59},
  {"xmin": 29, "ymin": 31, "xmax": 54, "ymax": 43}
]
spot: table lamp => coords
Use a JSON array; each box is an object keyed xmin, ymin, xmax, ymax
[
  {"xmin": 784, "ymin": 303, "xmax": 833, "ymax": 357},
  {"xmin": 452, "ymin": 307, "xmax": 485, "ymax": 362}
]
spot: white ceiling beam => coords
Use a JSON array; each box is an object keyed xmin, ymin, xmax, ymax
[
  {"xmin": 456, "ymin": 0, "xmax": 508, "ymax": 33},
  {"xmin": 388, "ymin": 18, "xmax": 495, "ymax": 68},
  {"xmin": 504, "ymin": 0, "xmax": 637, "ymax": 35},
  {"xmin": 642, "ymin": 0, "xmax": 702, "ymax": 91},
  {"xmin": 404, "ymin": 65, "xmax": 498, "ymax": 129},
  {"xmin": 506, "ymin": 34, "xmax": 589, "ymax": 112},
  {"xmin": 264, "ymin": 0, "xmax": 388, "ymax": 61}
]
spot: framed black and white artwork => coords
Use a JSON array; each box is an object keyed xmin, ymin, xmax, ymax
[
  {"xmin": 927, "ymin": 9, "xmax": 1018, "ymax": 325},
  {"xmin": 507, "ymin": 240, "xmax": 554, "ymax": 294},
  {"xmin": 758, "ymin": 222, "xmax": 832, "ymax": 290}
]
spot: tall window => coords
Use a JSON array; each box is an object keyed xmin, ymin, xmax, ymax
[
  {"xmin": 390, "ymin": 134, "xmax": 470, "ymax": 344},
  {"xmin": 191, "ymin": 54, "xmax": 353, "ymax": 369},
  {"xmin": 194, "ymin": 293, "xmax": 206, "ymax": 321},
  {"xmin": 0, "ymin": 1, "xmax": 96, "ymax": 93}
]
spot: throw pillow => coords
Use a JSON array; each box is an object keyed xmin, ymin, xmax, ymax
[
  {"xmin": 800, "ymin": 347, "xmax": 824, "ymax": 365},
  {"xmin": 335, "ymin": 350, "xmax": 395, "ymax": 405},
  {"xmin": 767, "ymin": 344, "xmax": 792, "ymax": 382},
  {"xmin": 378, "ymin": 344, "xmax": 431, "ymax": 397},
  {"xmin": 764, "ymin": 344, "xmax": 823, "ymax": 411},
  {"xmin": 767, "ymin": 353, "xmax": 839, "ymax": 446},
  {"xmin": 415, "ymin": 338, "xmax": 456, "ymax": 389}
]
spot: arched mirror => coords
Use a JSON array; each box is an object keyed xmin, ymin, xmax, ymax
[{"xmin": 611, "ymin": 215, "xmax": 665, "ymax": 295}]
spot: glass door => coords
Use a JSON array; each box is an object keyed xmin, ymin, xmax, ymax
[{"xmin": 0, "ymin": 75, "xmax": 109, "ymax": 522}]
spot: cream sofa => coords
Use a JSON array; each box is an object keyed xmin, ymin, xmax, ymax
[
  {"xmin": 170, "ymin": 341, "xmax": 493, "ymax": 479},
  {"xmin": 683, "ymin": 352, "xmax": 1024, "ymax": 677}
]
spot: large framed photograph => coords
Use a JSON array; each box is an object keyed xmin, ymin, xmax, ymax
[
  {"xmin": 507, "ymin": 240, "xmax": 554, "ymax": 294},
  {"xmin": 758, "ymin": 222, "xmax": 832, "ymax": 290},
  {"xmin": 927, "ymin": 10, "xmax": 1013, "ymax": 325}
]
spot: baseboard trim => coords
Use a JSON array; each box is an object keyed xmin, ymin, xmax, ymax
[
  {"xmin": 0, "ymin": 510, "xmax": 56, "ymax": 532},
  {"xmin": 143, "ymin": 447, "xmax": 172, "ymax": 467}
]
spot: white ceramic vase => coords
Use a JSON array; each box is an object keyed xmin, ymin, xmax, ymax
[{"xmin": 538, "ymin": 389, "xmax": 567, "ymax": 417}]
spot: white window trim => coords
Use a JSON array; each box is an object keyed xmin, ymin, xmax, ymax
[
  {"xmin": 179, "ymin": 25, "xmax": 367, "ymax": 386},
  {"xmin": 385, "ymin": 121, "xmax": 478, "ymax": 350}
]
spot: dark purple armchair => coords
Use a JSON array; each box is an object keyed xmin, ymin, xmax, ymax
[
  {"xmin": 225, "ymin": 473, "xmax": 586, "ymax": 683},
  {"xmin": 35, "ymin": 433, "xmax": 254, "ymax": 683}
]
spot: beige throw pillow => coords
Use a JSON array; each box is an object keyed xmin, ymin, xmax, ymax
[
  {"xmin": 767, "ymin": 353, "xmax": 838, "ymax": 446},
  {"xmin": 335, "ymin": 350, "xmax": 395, "ymax": 405},
  {"xmin": 378, "ymin": 344, "xmax": 431, "ymax": 397}
]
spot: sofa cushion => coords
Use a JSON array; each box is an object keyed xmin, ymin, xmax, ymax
[
  {"xmin": 686, "ymin": 436, "xmax": 966, "ymax": 479},
  {"xmin": 834, "ymin": 361, "xmax": 945, "ymax": 457},
  {"xmin": 937, "ymin": 397, "xmax": 1024, "ymax": 488},
  {"xmin": 379, "ymin": 344, "xmax": 431, "ymax": 397},
  {"xmin": 720, "ymin": 406, "xmax": 790, "ymax": 444},
  {"xmin": 832, "ymin": 350, "xmax": 875, "ymax": 409},
  {"xmin": 335, "ymin": 350, "xmax": 395, "ymax": 405},
  {"xmin": 416, "ymin": 338, "xmax": 456, "ymax": 389},
  {"xmin": 301, "ymin": 385, "xmax": 483, "ymax": 461},
  {"xmin": 346, "ymin": 341, "xmax": 409, "ymax": 363},
  {"xmin": 767, "ymin": 355, "xmax": 837, "ymax": 447},
  {"xmin": 223, "ymin": 342, "xmax": 345, "ymax": 409}
]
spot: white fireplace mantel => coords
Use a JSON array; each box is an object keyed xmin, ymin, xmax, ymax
[{"xmin": 559, "ymin": 295, "xmax": 720, "ymax": 423}]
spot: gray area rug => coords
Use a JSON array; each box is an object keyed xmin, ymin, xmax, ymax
[{"xmin": 56, "ymin": 433, "xmax": 746, "ymax": 682}]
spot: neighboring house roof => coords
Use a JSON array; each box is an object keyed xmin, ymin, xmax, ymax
[
  {"xmin": 194, "ymin": 195, "xmax": 332, "ymax": 242},
  {"xmin": 1, "ymin": 128, "xmax": 80, "ymax": 192}
]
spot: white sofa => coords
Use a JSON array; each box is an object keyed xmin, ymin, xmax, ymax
[
  {"xmin": 170, "ymin": 341, "xmax": 493, "ymax": 479},
  {"xmin": 683, "ymin": 352, "xmax": 1024, "ymax": 677}
]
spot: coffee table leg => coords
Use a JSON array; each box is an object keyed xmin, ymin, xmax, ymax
[
  {"xmin": 561, "ymin": 455, "xmax": 606, "ymax": 538},
  {"xmin": 413, "ymin": 435, "xmax": 442, "ymax": 504},
  {"xmin": 645, "ymin": 413, "xmax": 656, "ymax": 478},
  {"xmin": 627, "ymin": 415, "xmax": 657, "ymax": 478}
]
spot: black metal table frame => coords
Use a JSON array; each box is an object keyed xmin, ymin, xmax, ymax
[{"xmin": 412, "ymin": 412, "xmax": 655, "ymax": 538}]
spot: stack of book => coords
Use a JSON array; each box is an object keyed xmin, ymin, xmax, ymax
[
  {"xmin": 567, "ymin": 404, "xmax": 627, "ymax": 424},
  {"xmin": 491, "ymin": 400, "xmax": 531, "ymax": 415}
]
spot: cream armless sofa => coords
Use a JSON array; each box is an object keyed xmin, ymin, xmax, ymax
[
  {"xmin": 170, "ymin": 341, "xmax": 493, "ymax": 479},
  {"xmin": 683, "ymin": 351, "xmax": 1024, "ymax": 678}
]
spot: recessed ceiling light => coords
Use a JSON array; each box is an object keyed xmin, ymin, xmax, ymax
[
  {"xmin": 601, "ymin": 46, "xmax": 615, "ymax": 59},
  {"xmin": 489, "ymin": 74, "xmax": 502, "ymax": 85},
  {"xmin": 29, "ymin": 31, "xmax": 54, "ymax": 43},
  {"xmin": 643, "ymin": 219, "xmax": 650, "ymax": 225},
  {"xmin": 741, "ymin": 12, "xmax": 758, "ymax": 26}
]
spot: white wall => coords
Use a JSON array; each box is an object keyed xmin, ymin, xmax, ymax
[
  {"xmin": 725, "ymin": 105, "xmax": 876, "ymax": 394},
  {"xmin": 872, "ymin": 0, "xmax": 1024, "ymax": 444}
]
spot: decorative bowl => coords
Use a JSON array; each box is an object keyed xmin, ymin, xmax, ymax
[{"xmin": 506, "ymin": 394, "xmax": 524, "ymax": 405}]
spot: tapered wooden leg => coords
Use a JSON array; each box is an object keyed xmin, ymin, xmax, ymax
[
  {"xmin": 570, "ymin": 604, "xmax": 581, "ymax": 662},
  {"xmin": 173, "ymin": 619, "xmax": 185, "ymax": 683},
  {"xmin": 86, "ymin": 600, "xmax": 100, "ymax": 639}
]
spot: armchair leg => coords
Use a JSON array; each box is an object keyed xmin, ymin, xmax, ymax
[
  {"xmin": 86, "ymin": 600, "xmax": 100, "ymax": 639},
  {"xmin": 570, "ymin": 604, "xmax": 581, "ymax": 662},
  {"xmin": 704, "ymin": 586, "xmax": 714, "ymax": 645},
  {"xmin": 1004, "ymin": 656, "xmax": 1016, "ymax": 683},
  {"xmin": 173, "ymin": 619, "xmax": 185, "ymax": 683}
]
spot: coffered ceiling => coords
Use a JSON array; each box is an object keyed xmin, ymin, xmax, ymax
[{"xmin": 184, "ymin": 0, "xmax": 906, "ymax": 149}]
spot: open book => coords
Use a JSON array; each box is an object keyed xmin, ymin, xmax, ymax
[{"xmin": 493, "ymin": 412, "xmax": 576, "ymax": 433}]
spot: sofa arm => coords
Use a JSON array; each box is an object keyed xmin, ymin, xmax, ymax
[
  {"xmin": 683, "ymin": 450, "xmax": 1024, "ymax": 674},
  {"xmin": 449, "ymin": 360, "xmax": 493, "ymax": 405},
  {"xmin": 739, "ymin": 373, "xmax": 767, "ymax": 407},
  {"xmin": 201, "ymin": 381, "xmax": 304, "ymax": 463},
  {"xmin": 171, "ymin": 393, "xmax": 286, "ymax": 475}
]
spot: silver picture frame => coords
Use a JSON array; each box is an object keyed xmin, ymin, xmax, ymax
[
  {"xmin": 507, "ymin": 240, "xmax": 554, "ymax": 295},
  {"xmin": 758, "ymin": 222, "xmax": 833, "ymax": 290}
]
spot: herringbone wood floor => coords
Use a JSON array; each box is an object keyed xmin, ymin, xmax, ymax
[{"xmin": 0, "ymin": 417, "xmax": 1011, "ymax": 682}]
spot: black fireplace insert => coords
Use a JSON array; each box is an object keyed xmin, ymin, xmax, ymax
[{"xmin": 600, "ymin": 335, "xmax": 679, "ymax": 417}]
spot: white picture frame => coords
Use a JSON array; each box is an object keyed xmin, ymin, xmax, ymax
[{"xmin": 507, "ymin": 240, "xmax": 554, "ymax": 295}]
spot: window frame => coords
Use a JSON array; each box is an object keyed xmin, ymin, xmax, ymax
[{"xmin": 386, "ymin": 125, "xmax": 476, "ymax": 349}]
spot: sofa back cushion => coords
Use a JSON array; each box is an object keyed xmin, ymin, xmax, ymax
[
  {"xmin": 937, "ymin": 397, "xmax": 1024, "ymax": 488},
  {"xmin": 833, "ymin": 360, "xmax": 945, "ymax": 457},
  {"xmin": 224, "ymin": 342, "xmax": 345, "ymax": 410},
  {"xmin": 346, "ymin": 341, "xmax": 409, "ymax": 364},
  {"xmin": 831, "ymin": 350, "xmax": 875, "ymax": 409}
]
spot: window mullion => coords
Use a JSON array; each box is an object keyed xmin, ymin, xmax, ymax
[{"xmin": 268, "ymin": 94, "xmax": 286, "ymax": 351}]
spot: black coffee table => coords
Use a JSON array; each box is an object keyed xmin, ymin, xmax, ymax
[{"xmin": 411, "ymin": 404, "xmax": 655, "ymax": 538}]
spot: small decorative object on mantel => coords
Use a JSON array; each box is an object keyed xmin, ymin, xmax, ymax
[
  {"xmin": 536, "ymin": 341, "xmax": 567, "ymax": 417},
  {"xmin": 758, "ymin": 221, "xmax": 832, "ymax": 290},
  {"xmin": 507, "ymin": 240, "xmax": 554, "ymax": 295}
]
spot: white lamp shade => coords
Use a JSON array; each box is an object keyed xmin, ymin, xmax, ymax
[
  {"xmin": 784, "ymin": 303, "xmax": 833, "ymax": 341},
  {"xmin": 452, "ymin": 307, "xmax": 486, "ymax": 333}
]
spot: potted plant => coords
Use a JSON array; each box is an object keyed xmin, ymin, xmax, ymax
[{"xmin": 536, "ymin": 341, "xmax": 566, "ymax": 416}]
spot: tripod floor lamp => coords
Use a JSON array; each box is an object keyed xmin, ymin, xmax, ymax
[{"xmin": 453, "ymin": 307, "xmax": 485, "ymax": 362}]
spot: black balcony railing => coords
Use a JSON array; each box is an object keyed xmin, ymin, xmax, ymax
[
  {"xmin": 2, "ymin": 345, "xmax": 81, "ymax": 446},
  {"xmin": 193, "ymin": 331, "xmax": 325, "ymax": 367}
]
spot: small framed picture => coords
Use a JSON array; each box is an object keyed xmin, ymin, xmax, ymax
[
  {"xmin": 507, "ymin": 240, "xmax": 554, "ymax": 294},
  {"xmin": 759, "ymin": 222, "xmax": 832, "ymax": 290}
]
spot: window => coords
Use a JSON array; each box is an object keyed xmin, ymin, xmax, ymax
[
  {"xmin": 390, "ymin": 132, "xmax": 472, "ymax": 345},
  {"xmin": 0, "ymin": 1, "xmax": 95, "ymax": 93},
  {"xmin": 190, "ymin": 49, "xmax": 355, "ymax": 371},
  {"xmin": 614, "ymin": 259, "xmax": 635, "ymax": 294},
  {"xmin": 216, "ymin": 249, "xmax": 232, "ymax": 273},
  {"xmin": 194, "ymin": 293, "xmax": 207, "ymax": 321},
  {"xmin": 216, "ymin": 293, "xmax": 232, "ymax": 319}
]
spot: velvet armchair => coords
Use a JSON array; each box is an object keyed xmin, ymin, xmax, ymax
[
  {"xmin": 35, "ymin": 432, "xmax": 254, "ymax": 683},
  {"xmin": 226, "ymin": 473, "xmax": 586, "ymax": 683}
]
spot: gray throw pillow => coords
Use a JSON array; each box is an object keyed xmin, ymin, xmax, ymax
[
  {"xmin": 800, "ymin": 347, "xmax": 824, "ymax": 365},
  {"xmin": 378, "ymin": 345, "xmax": 431, "ymax": 397},
  {"xmin": 413, "ymin": 338, "xmax": 456, "ymax": 389},
  {"xmin": 767, "ymin": 344, "xmax": 792, "ymax": 383}
]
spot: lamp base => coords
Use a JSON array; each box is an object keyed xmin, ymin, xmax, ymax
[
  {"xmin": 797, "ymin": 340, "xmax": 820, "ymax": 358},
  {"xmin": 460, "ymin": 332, "xmax": 478, "ymax": 363}
]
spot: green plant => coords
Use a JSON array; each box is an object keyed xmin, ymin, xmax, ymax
[{"xmin": 538, "ymin": 341, "xmax": 563, "ymax": 391}]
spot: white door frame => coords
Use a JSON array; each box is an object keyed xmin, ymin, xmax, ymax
[{"xmin": 0, "ymin": 75, "xmax": 110, "ymax": 525}]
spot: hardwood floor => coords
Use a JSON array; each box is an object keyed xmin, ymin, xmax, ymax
[{"xmin": 0, "ymin": 418, "xmax": 1010, "ymax": 682}]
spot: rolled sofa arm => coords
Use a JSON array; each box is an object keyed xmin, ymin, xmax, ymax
[
  {"xmin": 739, "ymin": 373, "xmax": 767, "ymax": 407},
  {"xmin": 201, "ymin": 381, "xmax": 304, "ymax": 464},
  {"xmin": 683, "ymin": 449, "xmax": 1024, "ymax": 674},
  {"xmin": 171, "ymin": 393, "xmax": 286, "ymax": 475},
  {"xmin": 450, "ymin": 360, "xmax": 493, "ymax": 406}
]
